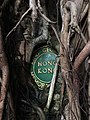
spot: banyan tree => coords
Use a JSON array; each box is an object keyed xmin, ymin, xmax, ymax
[{"xmin": 0, "ymin": 0, "xmax": 90, "ymax": 120}]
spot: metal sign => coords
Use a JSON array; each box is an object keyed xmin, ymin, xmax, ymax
[{"xmin": 31, "ymin": 46, "xmax": 57, "ymax": 89}]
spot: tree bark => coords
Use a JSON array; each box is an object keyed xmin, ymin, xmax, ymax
[
  {"xmin": 74, "ymin": 41, "xmax": 90, "ymax": 70},
  {"xmin": 60, "ymin": 2, "xmax": 81, "ymax": 119},
  {"xmin": 0, "ymin": 25, "xmax": 9, "ymax": 120}
]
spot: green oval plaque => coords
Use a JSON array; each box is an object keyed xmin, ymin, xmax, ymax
[{"xmin": 31, "ymin": 46, "xmax": 57, "ymax": 89}]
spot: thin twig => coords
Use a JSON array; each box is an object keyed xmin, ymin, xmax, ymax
[
  {"xmin": 74, "ymin": 25, "xmax": 87, "ymax": 44},
  {"xmin": 50, "ymin": 25, "xmax": 60, "ymax": 44},
  {"xmin": 6, "ymin": 7, "xmax": 32, "ymax": 40},
  {"xmin": 38, "ymin": 9, "xmax": 56, "ymax": 24},
  {"xmin": 37, "ymin": 0, "xmax": 56, "ymax": 24},
  {"xmin": 80, "ymin": 3, "xmax": 89, "ymax": 22},
  {"xmin": 50, "ymin": 24, "xmax": 67, "ymax": 53},
  {"xmin": 45, "ymin": 57, "xmax": 59, "ymax": 110}
]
